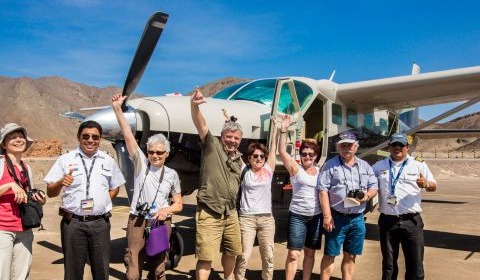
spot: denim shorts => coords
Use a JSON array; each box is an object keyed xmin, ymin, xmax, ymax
[
  {"xmin": 287, "ymin": 211, "xmax": 323, "ymax": 250},
  {"xmin": 324, "ymin": 212, "xmax": 366, "ymax": 256}
]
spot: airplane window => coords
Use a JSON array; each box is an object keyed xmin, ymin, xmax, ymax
[
  {"xmin": 212, "ymin": 79, "xmax": 313, "ymax": 109},
  {"xmin": 332, "ymin": 103, "xmax": 342, "ymax": 125},
  {"xmin": 363, "ymin": 113, "xmax": 374, "ymax": 130},
  {"xmin": 212, "ymin": 82, "xmax": 249, "ymax": 99},
  {"xmin": 226, "ymin": 79, "xmax": 276, "ymax": 106},
  {"xmin": 347, "ymin": 108, "xmax": 358, "ymax": 128}
]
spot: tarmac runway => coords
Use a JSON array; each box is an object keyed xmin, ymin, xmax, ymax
[{"xmin": 28, "ymin": 178, "xmax": 480, "ymax": 279}]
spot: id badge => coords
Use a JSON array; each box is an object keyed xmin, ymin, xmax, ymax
[
  {"xmin": 386, "ymin": 195, "xmax": 397, "ymax": 206},
  {"xmin": 81, "ymin": 198, "xmax": 94, "ymax": 212}
]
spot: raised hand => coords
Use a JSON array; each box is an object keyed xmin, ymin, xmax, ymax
[
  {"xmin": 112, "ymin": 94, "xmax": 127, "ymax": 111},
  {"xmin": 191, "ymin": 88, "xmax": 206, "ymax": 106}
]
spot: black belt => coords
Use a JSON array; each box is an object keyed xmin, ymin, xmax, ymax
[
  {"xmin": 331, "ymin": 208, "xmax": 363, "ymax": 218},
  {"xmin": 71, "ymin": 213, "xmax": 111, "ymax": 222},
  {"xmin": 381, "ymin": 212, "xmax": 419, "ymax": 220}
]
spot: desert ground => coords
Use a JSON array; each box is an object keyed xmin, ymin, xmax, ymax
[{"xmin": 21, "ymin": 157, "xmax": 480, "ymax": 279}]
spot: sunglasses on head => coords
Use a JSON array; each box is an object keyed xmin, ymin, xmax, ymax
[
  {"xmin": 148, "ymin": 150, "xmax": 166, "ymax": 156},
  {"xmin": 301, "ymin": 152, "xmax": 316, "ymax": 158},
  {"xmin": 252, "ymin": 154, "xmax": 265, "ymax": 159},
  {"xmin": 80, "ymin": 134, "xmax": 101, "ymax": 141}
]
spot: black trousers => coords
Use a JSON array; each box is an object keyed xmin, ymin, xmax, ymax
[
  {"xmin": 60, "ymin": 217, "xmax": 111, "ymax": 280},
  {"xmin": 378, "ymin": 213, "xmax": 425, "ymax": 280}
]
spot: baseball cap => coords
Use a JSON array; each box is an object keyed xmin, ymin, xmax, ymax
[
  {"xmin": 389, "ymin": 133, "xmax": 408, "ymax": 145},
  {"xmin": 337, "ymin": 131, "xmax": 357, "ymax": 144}
]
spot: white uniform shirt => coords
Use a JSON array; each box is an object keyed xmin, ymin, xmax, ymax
[
  {"xmin": 372, "ymin": 155, "xmax": 436, "ymax": 215},
  {"xmin": 44, "ymin": 147, "xmax": 126, "ymax": 215},
  {"xmin": 238, "ymin": 163, "xmax": 273, "ymax": 215},
  {"xmin": 289, "ymin": 167, "xmax": 321, "ymax": 216},
  {"xmin": 129, "ymin": 147, "xmax": 181, "ymax": 217}
]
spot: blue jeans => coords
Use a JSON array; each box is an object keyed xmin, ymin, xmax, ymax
[
  {"xmin": 287, "ymin": 211, "xmax": 322, "ymax": 250},
  {"xmin": 324, "ymin": 212, "xmax": 365, "ymax": 256}
]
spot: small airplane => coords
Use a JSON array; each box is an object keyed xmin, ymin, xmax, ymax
[{"xmin": 82, "ymin": 11, "xmax": 480, "ymax": 209}]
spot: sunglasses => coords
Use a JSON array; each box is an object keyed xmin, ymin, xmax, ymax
[
  {"xmin": 301, "ymin": 152, "xmax": 316, "ymax": 158},
  {"xmin": 80, "ymin": 134, "xmax": 101, "ymax": 141},
  {"xmin": 148, "ymin": 150, "xmax": 167, "ymax": 156},
  {"xmin": 251, "ymin": 154, "xmax": 265, "ymax": 159}
]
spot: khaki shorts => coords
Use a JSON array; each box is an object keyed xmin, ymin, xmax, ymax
[{"xmin": 195, "ymin": 203, "xmax": 242, "ymax": 261}]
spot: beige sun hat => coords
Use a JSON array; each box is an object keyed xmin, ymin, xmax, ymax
[{"xmin": 0, "ymin": 123, "xmax": 34, "ymax": 154}]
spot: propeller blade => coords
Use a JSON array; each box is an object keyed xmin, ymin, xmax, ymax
[
  {"xmin": 59, "ymin": 111, "xmax": 86, "ymax": 120},
  {"xmin": 113, "ymin": 140, "xmax": 135, "ymax": 204},
  {"xmin": 122, "ymin": 11, "xmax": 169, "ymax": 110}
]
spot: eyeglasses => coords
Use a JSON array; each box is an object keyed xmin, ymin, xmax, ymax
[
  {"xmin": 252, "ymin": 154, "xmax": 265, "ymax": 159},
  {"xmin": 301, "ymin": 152, "xmax": 316, "ymax": 158},
  {"xmin": 390, "ymin": 143, "xmax": 406, "ymax": 148},
  {"xmin": 81, "ymin": 134, "xmax": 101, "ymax": 141},
  {"xmin": 148, "ymin": 150, "xmax": 167, "ymax": 156}
]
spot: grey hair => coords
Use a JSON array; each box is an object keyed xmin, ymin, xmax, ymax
[
  {"xmin": 336, "ymin": 141, "xmax": 360, "ymax": 149},
  {"xmin": 146, "ymin": 133, "xmax": 170, "ymax": 152},
  {"xmin": 221, "ymin": 122, "xmax": 243, "ymax": 136}
]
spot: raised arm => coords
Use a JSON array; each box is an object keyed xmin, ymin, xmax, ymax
[
  {"xmin": 112, "ymin": 94, "xmax": 139, "ymax": 157},
  {"xmin": 190, "ymin": 89, "xmax": 208, "ymax": 142},
  {"xmin": 278, "ymin": 115, "xmax": 299, "ymax": 176},
  {"xmin": 267, "ymin": 117, "xmax": 279, "ymax": 169}
]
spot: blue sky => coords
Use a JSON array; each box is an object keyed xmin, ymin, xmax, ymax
[{"xmin": 1, "ymin": 0, "xmax": 479, "ymax": 122}]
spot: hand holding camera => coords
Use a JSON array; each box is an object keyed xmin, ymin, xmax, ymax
[{"xmin": 347, "ymin": 189, "xmax": 365, "ymax": 201}]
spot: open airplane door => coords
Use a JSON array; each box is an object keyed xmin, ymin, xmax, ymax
[
  {"xmin": 269, "ymin": 78, "xmax": 303, "ymax": 161},
  {"xmin": 269, "ymin": 79, "xmax": 303, "ymax": 208}
]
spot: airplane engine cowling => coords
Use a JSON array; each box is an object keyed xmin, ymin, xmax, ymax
[{"xmin": 84, "ymin": 106, "xmax": 137, "ymax": 142}]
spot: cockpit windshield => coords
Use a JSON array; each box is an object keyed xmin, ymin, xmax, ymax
[{"xmin": 212, "ymin": 78, "xmax": 314, "ymax": 109}]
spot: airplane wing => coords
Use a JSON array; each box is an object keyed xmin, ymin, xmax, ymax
[{"xmin": 336, "ymin": 66, "xmax": 480, "ymax": 111}]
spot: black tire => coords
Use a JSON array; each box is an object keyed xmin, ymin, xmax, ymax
[{"xmin": 166, "ymin": 226, "xmax": 183, "ymax": 270}]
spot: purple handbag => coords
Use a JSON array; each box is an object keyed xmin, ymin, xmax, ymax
[{"xmin": 145, "ymin": 220, "xmax": 170, "ymax": 257}]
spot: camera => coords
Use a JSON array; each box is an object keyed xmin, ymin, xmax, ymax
[
  {"xmin": 136, "ymin": 202, "xmax": 151, "ymax": 218},
  {"xmin": 26, "ymin": 189, "xmax": 44, "ymax": 201},
  {"xmin": 347, "ymin": 190, "xmax": 365, "ymax": 200}
]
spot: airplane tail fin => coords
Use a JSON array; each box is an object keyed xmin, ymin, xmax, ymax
[{"xmin": 412, "ymin": 62, "xmax": 420, "ymax": 75}]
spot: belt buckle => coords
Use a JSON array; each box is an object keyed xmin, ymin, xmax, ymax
[{"xmin": 80, "ymin": 215, "xmax": 88, "ymax": 222}]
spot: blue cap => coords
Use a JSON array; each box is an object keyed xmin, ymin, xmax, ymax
[
  {"xmin": 337, "ymin": 131, "xmax": 357, "ymax": 144},
  {"xmin": 389, "ymin": 133, "xmax": 408, "ymax": 145}
]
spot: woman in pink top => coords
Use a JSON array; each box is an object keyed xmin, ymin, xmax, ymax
[{"xmin": 0, "ymin": 123, "xmax": 46, "ymax": 280}]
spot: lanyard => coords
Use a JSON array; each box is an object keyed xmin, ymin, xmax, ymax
[
  {"xmin": 388, "ymin": 158, "xmax": 408, "ymax": 196},
  {"xmin": 80, "ymin": 155, "xmax": 97, "ymax": 199},
  {"xmin": 137, "ymin": 165, "xmax": 165, "ymax": 206},
  {"xmin": 338, "ymin": 156, "xmax": 361, "ymax": 193}
]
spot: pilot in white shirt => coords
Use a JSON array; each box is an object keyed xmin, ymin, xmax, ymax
[
  {"xmin": 45, "ymin": 121, "xmax": 125, "ymax": 280},
  {"xmin": 372, "ymin": 133, "xmax": 437, "ymax": 280}
]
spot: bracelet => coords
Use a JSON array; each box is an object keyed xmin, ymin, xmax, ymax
[
  {"xmin": 280, "ymin": 130, "xmax": 287, "ymax": 134},
  {"xmin": 323, "ymin": 215, "xmax": 331, "ymax": 219}
]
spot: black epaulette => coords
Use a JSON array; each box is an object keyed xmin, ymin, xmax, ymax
[{"xmin": 414, "ymin": 157, "xmax": 424, "ymax": 162}]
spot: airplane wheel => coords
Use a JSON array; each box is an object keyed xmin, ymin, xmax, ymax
[{"xmin": 167, "ymin": 225, "xmax": 183, "ymax": 270}]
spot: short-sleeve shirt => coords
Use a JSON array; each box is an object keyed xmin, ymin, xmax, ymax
[
  {"xmin": 129, "ymin": 147, "xmax": 181, "ymax": 217},
  {"xmin": 372, "ymin": 155, "xmax": 436, "ymax": 215},
  {"xmin": 238, "ymin": 163, "xmax": 273, "ymax": 215},
  {"xmin": 44, "ymin": 147, "xmax": 126, "ymax": 216},
  {"xmin": 289, "ymin": 166, "xmax": 321, "ymax": 216},
  {"xmin": 0, "ymin": 160, "xmax": 32, "ymax": 231},
  {"xmin": 197, "ymin": 131, "xmax": 243, "ymax": 215},
  {"xmin": 317, "ymin": 155, "xmax": 378, "ymax": 214}
]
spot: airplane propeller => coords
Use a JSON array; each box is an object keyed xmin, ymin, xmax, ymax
[
  {"xmin": 121, "ymin": 11, "xmax": 169, "ymax": 111},
  {"xmin": 114, "ymin": 11, "xmax": 169, "ymax": 202}
]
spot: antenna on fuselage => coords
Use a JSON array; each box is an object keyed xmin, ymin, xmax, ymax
[
  {"xmin": 329, "ymin": 70, "xmax": 336, "ymax": 81},
  {"xmin": 411, "ymin": 62, "xmax": 420, "ymax": 75}
]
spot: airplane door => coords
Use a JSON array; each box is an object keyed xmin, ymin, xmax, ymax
[{"xmin": 268, "ymin": 78, "xmax": 302, "ymax": 162}]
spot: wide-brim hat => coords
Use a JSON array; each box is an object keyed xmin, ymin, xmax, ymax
[{"xmin": 0, "ymin": 123, "xmax": 34, "ymax": 154}]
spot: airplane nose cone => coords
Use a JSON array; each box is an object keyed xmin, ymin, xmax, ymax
[{"xmin": 84, "ymin": 106, "xmax": 137, "ymax": 141}]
